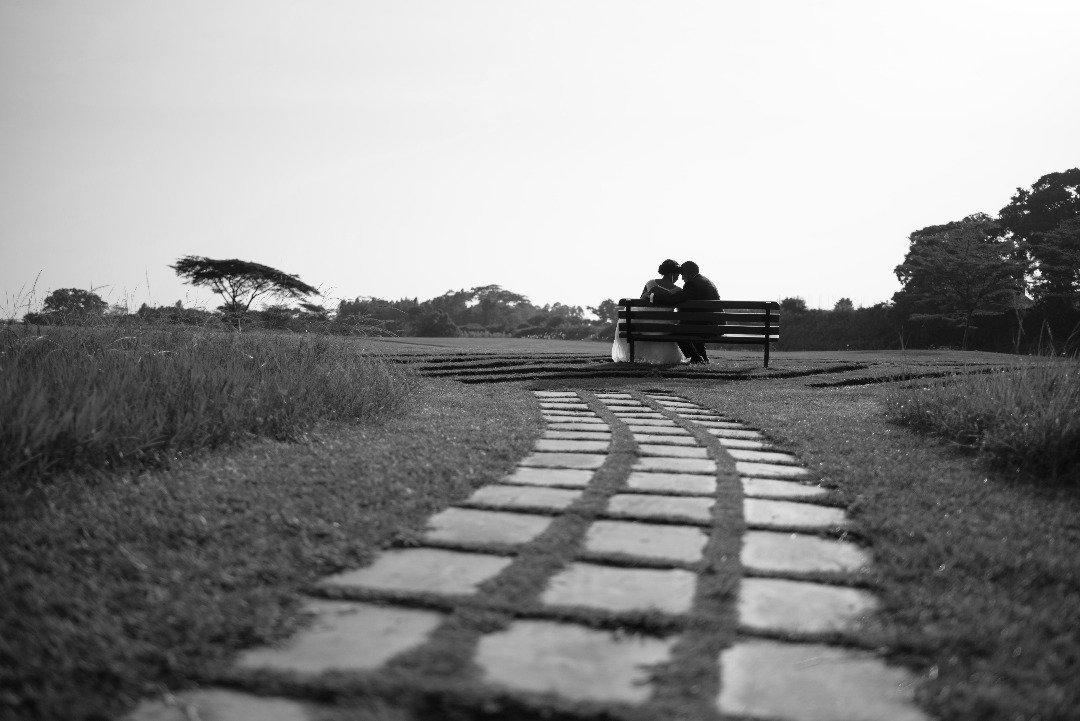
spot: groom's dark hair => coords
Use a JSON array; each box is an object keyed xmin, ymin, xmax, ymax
[{"xmin": 680, "ymin": 260, "xmax": 700, "ymax": 275}]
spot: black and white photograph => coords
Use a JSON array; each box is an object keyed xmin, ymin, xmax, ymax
[{"xmin": 2, "ymin": 2, "xmax": 1079, "ymax": 720}]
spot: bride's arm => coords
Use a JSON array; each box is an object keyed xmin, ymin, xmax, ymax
[{"xmin": 649, "ymin": 284, "xmax": 677, "ymax": 306}]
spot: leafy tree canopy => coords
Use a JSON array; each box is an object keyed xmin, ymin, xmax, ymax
[
  {"xmin": 780, "ymin": 297, "xmax": 807, "ymax": 313},
  {"xmin": 893, "ymin": 214, "xmax": 1026, "ymax": 348},
  {"xmin": 171, "ymin": 257, "xmax": 318, "ymax": 318},
  {"xmin": 588, "ymin": 299, "xmax": 619, "ymax": 324},
  {"xmin": 42, "ymin": 288, "xmax": 108, "ymax": 316},
  {"xmin": 833, "ymin": 297, "xmax": 854, "ymax": 313},
  {"xmin": 998, "ymin": 168, "xmax": 1080, "ymax": 303}
]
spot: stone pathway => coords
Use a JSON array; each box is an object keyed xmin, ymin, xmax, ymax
[{"xmin": 127, "ymin": 390, "xmax": 928, "ymax": 721}]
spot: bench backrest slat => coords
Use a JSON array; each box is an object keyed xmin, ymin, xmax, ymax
[
  {"xmin": 621, "ymin": 299, "xmax": 780, "ymax": 310},
  {"xmin": 616, "ymin": 298, "xmax": 780, "ymax": 367}
]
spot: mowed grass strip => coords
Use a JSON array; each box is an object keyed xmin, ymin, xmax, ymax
[
  {"xmin": 886, "ymin": 359, "xmax": 1080, "ymax": 482},
  {"xmin": 0, "ymin": 378, "xmax": 538, "ymax": 721},
  {"xmin": 678, "ymin": 362, "xmax": 1080, "ymax": 721},
  {"xmin": 0, "ymin": 326, "xmax": 417, "ymax": 483}
]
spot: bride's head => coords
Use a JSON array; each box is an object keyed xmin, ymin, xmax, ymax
[{"xmin": 658, "ymin": 259, "xmax": 680, "ymax": 277}]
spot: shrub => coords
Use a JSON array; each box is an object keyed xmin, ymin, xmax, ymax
[
  {"xmin": 885, "ymin": 359, "xmax": 1080, "ymax": 482},
  {"xmin": 0, "ymin": 326, "xmax": 417, "ymax": 483}
]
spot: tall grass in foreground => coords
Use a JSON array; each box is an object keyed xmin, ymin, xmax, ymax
[
  {"xmin": 885, "ymin": 360, "xmax": 1080, "ymax": 482},
  {"xmin": 1, "ymin": 325, "xmax": 417, "ymax": 483}
]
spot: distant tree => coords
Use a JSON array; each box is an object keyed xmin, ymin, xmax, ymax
[
  {"xmin": 545, "ymin": 302, "xmax": 585, "ymax": 320},
  {"xmin": 998, "ymin": 168, "xmax": 1080, "ymax": 307},
  {"xmin": 299, "ymin": 302, "xmax": 330, "ymax": 320},
  {"xmin": 258, "ymin": 304, "xmax": 298, "ymax": 330},
  {"xmin": 136, "ymin": 301, "xmax": 215, "ymax": 326},
  {"xmin": 893, "ymin": 213, "xmax": 1027, "ymax": 349},
  {"xmin": 588, "ymin": 299, "xmax": 619, "ymax": 325},
  {"xmin": 44, "ymin": 288, "xmax": 108, "ymax": 316},
  {"xmin": 24, "ymin": 288, "xmax": 108, "ymax": 324},
  {"xmin": 833, "ymin": 297, "xmax": 854, "ymax": 313},
  {"xmin": 780, "ymin": 297, "xmax": 808, "ymax": 313},
  {"xmin": 171, "ymin": 256, "xmax": 318, "ymax": 328},
  {"xmin": 1036, "ymin": 216, "xmax": 1080, "ymax": 303},
  {"xmin": 410, "ymin": 308, "xmax": 459, "ymax": 337},
  {"xmin": 470, "ymin": 285, "xmax": 531, "ymax": 329}
]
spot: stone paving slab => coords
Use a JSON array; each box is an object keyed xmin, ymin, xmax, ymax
[
  {"xmin": 637, "ymin": 444, "xmax": 710, "ymax": 459},
  {"xmin": 629, "ymin": 433, "xmax": 698, "ymax": 445},
  {"xmin": 727, "ymin": 449, "xmax": 801, "ymax": 465},
  {"xmin": 626, "ymin": 425, "xmax": 690, "ymax": 437},
  {"xmin": 621, "ymin": 418, "xmax": 679, "ymax": 427},
  {"xmin": 611, "ymin": 412, "xmax": 667, "ymax": 418},
  {"xmin": 595, "ymin": 393, "xmax": 634, "ymax": 399},
  {"xmin": 736, "ymin": 461, "xmax": 810, "ymax": 479},
  {"xmin": 694, "ymin": 420, "xmax": 747, "ymax": 429},
  {"xmin": 542, "ymin": 562, "xmax": 697, "ymax": 614},
  {"xmin": 542, "ymin": 417, "xmax": 605, "ymax": 426},
  {"xmin": 606, "ymin": 494, "xmax": 714, "ymax": 523},
  {"xmin": 654, "ymin": 401, "xmax": 699, "ymax": 408},
  {"xmin": 742, "ymin": 478, "xmax": 827, "ymax": 499},
  {"xmin": 717, "ymin": 437, "xmax": 771, "ymax": 450},
  {"xmin": 534, "ymin": 391, "xmax": 579, "ymax": 398},
  {"xmin": 475, "ymin": 620, "xmax": 676, "ymax": 703},
  {"xmin": 706, "ymin": 428, "xmax": 764, "ymax": 439},
  {"xmin": 544, "ymin": 414, "xmax": 607, "ymax": 423},
  {"xmin": 744, "ymin": 499, "xmax": 849, "ymax": 530},
  {"xmin": 545, "ymin": 421, "xmax": 610, "ymax": 431},
  {"xmin": 543, "ymin": 430, "xmax": 612, "ymax": 441},
  {"xmin": 236, "ymin": 600, "xmax": 443, "ymax": 674},
  {"xmin": 598, "ymin": 399, "xmax": 645, "ymax": 406},
  {"xmin": 738, "ymin": 577, "xmax": 879, "ymax": 634},
  {"xmin": 542, "ymin": 409, "xmax": 598, "ymax": 417},
  {"xmin": 535, "ymin": 439, "xmax": 610, "ymax": 453},
  {"xmin": 633, "ymin": 457, "xmax": 717, "ymax": 474},
  {"xmin": 319, "ymin": 548, "xmax": 513, "ymax": 596},
  {"xmin": 741, "ymin": 531, "xmax": 871, "ymax": 574},
  {"xmin": 502, "ymin": 467, "xmax": 594, "ymax": 488},
  {"xmin": 539, "ymin": 402, "xmax": 590, "ymax": 409},
  {"xmin": 646, "ymin": 394, "xmax": 687, "ymax": 402},
  {"xmin": 425, "ymin": 507, "xmax": 554, "ymax": 546},
  {"xmin": 625, "ymin": 471, "xmax": 716, "ymax": 495},
  {"xmin": 585, "ymin": 520, "xmax": 709, "ymax": 563},
  {"xmin": 520, "ymin": 452, "xmax": 606, "ymax": 469},
  {"xmin": 464, "ymin": 484, "xmax": 582, "ymax": 511},
  {"xmin": 124, "ymin": 689, "xmax": 314, "ymax": 721},
  {"xmin": 717, "ymin": 640, "xmax": 928, "ymax": 721}
]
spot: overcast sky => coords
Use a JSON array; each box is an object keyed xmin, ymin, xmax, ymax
[{"xmin": 2, "ymin": 0, "xmax": 1079, "ymax": 316}]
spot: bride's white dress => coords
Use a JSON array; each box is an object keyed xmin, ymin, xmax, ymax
[{"xmin": 611, "ymin": 279, "xmax": 686, "ymax": 364}]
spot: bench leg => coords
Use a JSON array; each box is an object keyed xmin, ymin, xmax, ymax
[{"xmin": 629, "ymin": 338, "xmax": 635, "ymax": 363}]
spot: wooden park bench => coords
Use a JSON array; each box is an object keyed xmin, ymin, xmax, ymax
[{"xmin": 617, "ymin": 299, "xmax": 781, "ymax": 367}]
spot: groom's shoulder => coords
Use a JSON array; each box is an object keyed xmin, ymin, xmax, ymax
[{"xmin": 695, "ymin": 274, "xmax": 720, "ymax": 298}]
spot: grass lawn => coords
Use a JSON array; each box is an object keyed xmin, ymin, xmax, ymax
[
  {"xmin": 6, "ymin": 338, "xmax": 1077, "ymax": 721},
  {"xmin": 671, "ymin": 368, "xmax": 1080, "ymax": 720},
  {"xmin": 1, "ymin": 378, "xmax": 539, "ymax": 721}
]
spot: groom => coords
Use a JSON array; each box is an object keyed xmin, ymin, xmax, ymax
[{"xmin": 664, "ymin": 260, "xmax": 720, "ymax": 364}]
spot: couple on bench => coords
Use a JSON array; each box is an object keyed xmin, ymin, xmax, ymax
[{"xmin": 611, "ymin": 259, "xmax": 719, "ymax": 365}]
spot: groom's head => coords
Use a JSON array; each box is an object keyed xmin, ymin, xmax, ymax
[{"xmin": 680, "ymin": 261, "xmax": 700, "ymax": 278}]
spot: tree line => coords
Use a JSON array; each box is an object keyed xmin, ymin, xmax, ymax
[
  {"xmin": 890, "ymin": 168, "xmax": 1080, "ymax": 353},
  {"xmin": 18, "ymin": 167, "xmax": 1078, "ymax": 352},
  {"xmin": 21, "ymin": 257, "xmax": 617, "ymax": 341}
]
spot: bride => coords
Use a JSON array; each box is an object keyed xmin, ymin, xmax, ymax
[{"xmin": 611, "ymin": 259, "xmax": 687, "ymax": 363}]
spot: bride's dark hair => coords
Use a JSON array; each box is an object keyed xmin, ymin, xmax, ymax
[{"xmin": 658, "ymin": 259, "xmax": 680, "ymax": 275}]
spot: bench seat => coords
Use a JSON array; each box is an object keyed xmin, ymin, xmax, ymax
[{"xmin": 617, "ymin": 299, "xmax": 780, "ymax": 367}]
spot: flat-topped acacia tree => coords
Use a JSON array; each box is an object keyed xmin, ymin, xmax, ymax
[{"xmin": 171, "ymin": 256, "xmax": 318, "ymax": 329}]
